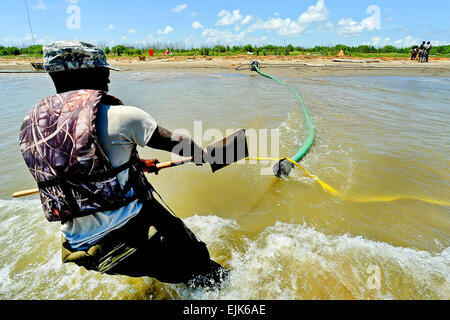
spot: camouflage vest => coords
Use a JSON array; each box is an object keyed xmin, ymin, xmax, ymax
[{"xmin": 20, "ymin": 89, "xmax": 153, "ymax": 223}]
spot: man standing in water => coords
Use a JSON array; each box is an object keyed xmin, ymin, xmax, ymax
[
  {"xmin": 418, "ymin": 41, "xmax": 426, "ymax": 62},
  {"xmin": 410, "ymin": 45, "xmax": 419, "ymax": 60},
  {"xmin": 19, "ymin": 41, "xmax": 226, "ymax": 285},
  {"xmin": 424, "ymin": 41, "xmax": 432, "ymax": 63}
]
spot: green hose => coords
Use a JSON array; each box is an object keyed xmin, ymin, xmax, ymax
[{"xmin": 251, "ymin": 61, "xmax": 316, "ymax": 177}]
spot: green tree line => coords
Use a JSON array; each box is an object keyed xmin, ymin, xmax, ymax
[
  {"xmin": 1, "ymin": 43, "xmax": 449, "ymax": 57},
  {"xmin": 0, "ymin": 45, "xmax": 44, "ymax": 56}
]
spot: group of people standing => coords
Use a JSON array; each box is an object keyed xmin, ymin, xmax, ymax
[{"xmin": 411, "ymin": 41, "xmax": 432, "ymax": 63}]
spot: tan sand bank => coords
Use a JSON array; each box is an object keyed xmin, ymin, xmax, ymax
[{"xmin": 1, "ymin": 55, "xmax": 450, "ymax": 77}]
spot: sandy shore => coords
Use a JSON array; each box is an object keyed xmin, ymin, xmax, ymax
[{"xmin": 1, "ymin": 55, "xmax": 450, "ymax": 77}]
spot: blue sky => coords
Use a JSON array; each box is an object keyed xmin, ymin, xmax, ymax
[{"xmin": 1, "ymin": 0, "xmax": 449, "ymax": 48}]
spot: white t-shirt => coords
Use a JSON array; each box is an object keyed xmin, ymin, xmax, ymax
[{"xmin": 60, "ymin": 103, "xmax": 157, "ymax": 250}]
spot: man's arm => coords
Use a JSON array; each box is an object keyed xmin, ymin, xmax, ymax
[{"xmin": 147, "ymin": 125, "xmax": 205, "ymax": 165}]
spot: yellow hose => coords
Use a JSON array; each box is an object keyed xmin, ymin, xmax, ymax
[{"xmin": 245, "ymin": 157, "xmax": 450, "ymax": 206}]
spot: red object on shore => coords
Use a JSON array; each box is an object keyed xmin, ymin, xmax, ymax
[{"xmin": 148, "ymin": 49, "xmax": 154, "ymax": 56}]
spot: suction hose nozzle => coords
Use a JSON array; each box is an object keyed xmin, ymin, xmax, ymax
[
  {"xmin": 250, "ymin": 61, "xmax": 260, "ymax": 71},
  {"xmin": 273, "ymin": 158, "xmax": 294, "ymax": 178}
]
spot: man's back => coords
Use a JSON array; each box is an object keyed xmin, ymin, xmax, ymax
[
  {"xmin": 25, "ymin": 40, "xmax": 223, "ymax": 285},
  {"xmin": 60, "ymin": 103, "xmax": 157, "ymax": 250}
]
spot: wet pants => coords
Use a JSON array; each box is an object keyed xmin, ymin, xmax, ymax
[{"xmin": 62, "ymin": 198, "xmax": 212, "ymax": 284}]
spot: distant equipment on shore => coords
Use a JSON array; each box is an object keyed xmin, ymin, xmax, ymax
[
  {"xmin": 31, "ymin": 62, "xmax": 45, "ymax": 71},
  {"xmin": 333, "ymin": 59, "xmax": 380, "ymax": 63}
]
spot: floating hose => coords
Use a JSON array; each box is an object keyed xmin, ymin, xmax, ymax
[
  {"xmin": 250, "ymin": 61, "xmax": 315, "ymax": 177},
  {"xmin": 244, "ymin": 156, "xmax": 450, "ymax": 206},
  {"xmin": 242, "ymin": 62, "xmax": 449, "ymax": 207}
]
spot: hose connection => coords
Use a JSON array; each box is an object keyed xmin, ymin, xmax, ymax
[
  {"xmin": 272, "ymin": 158, "xmax": 294, "ymax": 178},
  {"xmin": 250, "ymin": 61, "xmax": 260, "ymax": 72}
]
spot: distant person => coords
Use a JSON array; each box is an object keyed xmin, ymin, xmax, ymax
[
  {"xmin": 410, "ymin": 45, "xmax": 419, "ymax": 60},
  {"xmin": 424, "ymin": 41, "xmax": 432, "ymax": 63},
  {"xmin": 418, "ymin": 41, "xmax": 426, "ymax": 63}
]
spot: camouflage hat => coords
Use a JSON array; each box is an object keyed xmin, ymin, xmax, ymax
[{"xmin": 43, "ymin": 40, "xmax": 119, "ymax": 72}]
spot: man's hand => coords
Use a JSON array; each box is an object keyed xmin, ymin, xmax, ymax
[
  {"xmin": 140, "ymin": 159, "xmax": 160, "ymax": 174},
  {"xmin": 147, "ymin": 125, "xmax": 207, "ymax": 167}
]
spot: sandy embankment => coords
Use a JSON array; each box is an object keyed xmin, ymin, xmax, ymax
[{"xmin": 1, "ymin": 55, "xmax": 450, "ymax": 77}]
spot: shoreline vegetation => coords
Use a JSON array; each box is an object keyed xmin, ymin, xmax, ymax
[
  {"xmin": 2, "ymin": 44, "xmax": 450, "ymax": 78},
  {"xmin": 1, "ymin": 43, "xmax": 450, "ymax": 59}
]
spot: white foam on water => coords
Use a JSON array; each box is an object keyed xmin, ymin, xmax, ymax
[
  {"xmin": 278, "ymin": 109, "xmax": 356, "ymax": 194},
  {"xmin": 0, "ymin": 199, "xmax": 164, "ymax": 300},
  {"xmin": 177, "ymin": 215, "xmax": 450, "ymax": 300},
  {"xmin": 1, "ymin": 200, "xmax": 448, "ymax": 300}
]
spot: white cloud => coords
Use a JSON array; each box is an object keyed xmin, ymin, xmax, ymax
[
  {"xmin": 36, "ymin": 35, "xmax": 55, "ymax": 45},
  {"xmin": 232, "ymin": 15, "xmax": 252, "ymax": 31},
  {"xmin": 202, "ymin": 28, "xmax": 246, "ymax": 44},
  {"xmin": 128, "ymin": 29, "xmax": 136, "ymax": 34},
  {"xmin": 3, "ymin": 33, "xmax": 54, "ymax": 45},
  {"xmin": 172, "ymin": 4, "xmax": 187, "ymax": 13},
  {"xmin": 361, "ymin": 36, "xmax": 448, "ymax": 48},
  {"xmin": 428, "ymin": 40, "xmax": 450, "ymax": 46},
  {"xmin": 216, "ymin": 9, "xmax": 243, "ymax": 26},
  {"xmin": 184, "ymin": 36, "xmax": 194, "ymax": 49},
  {"xmin": 31, "ymin": 0, "xmax": 47, "ymax": 10},
  {"xmin": 201, "ymin": 28, "xmax": 269, "ymax": 45},
  {"xmin": 393, "ymin": 35, "xmax": 420, "ymax": 48},
  {"xmin": 363, "ymin": 36, "xmax": 391, "ymax": 47},
  {"xmin": 241, "ymin": 15, "xmax": 252, "ymax": 25},
  {"xmin": 157, "ymin": 26, "xmax": 174, "ymax": 35},
  {"xmin": 105, "ymin": 24, "xmax": 115, "ymax": 31},
  {"xmin": 247, "ymin": 0, "xmax": 329, "ymax": 36},
  {"xmin": 336, "ymin": 5, "xmax": 381, "ymax": 36},
  {"xmin": 248, "ymin": 17, "xmax": 307, "ymax": 36},
  {"xmin": 191, "ymin": 11, "xmax": 197, "ymax": 17},
  {"xmin": 373, "ymin": 36, "xmax": 390, "ymax": 46},
  {"xmin": 192, "ymin": 21, "xmax": 204, "ymax": 29},
  {"xmin": 121, "ymin": 36, "xmax": 127, "ymax": 41},
  {"xmin": 259, "ymin": 36, "xmax": 268, "ymax": 42},
  {"xmin": 298, "ymin": 0, "xmax": 329, "ymax": 24}
]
